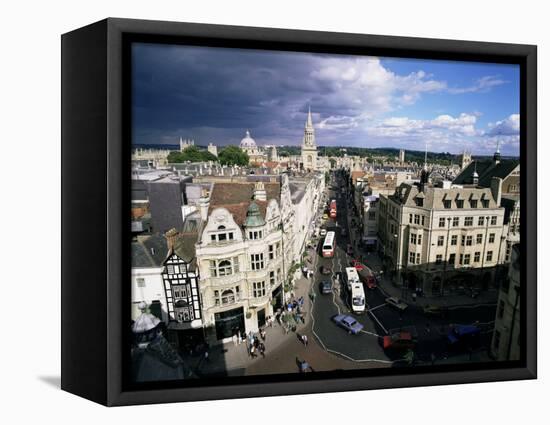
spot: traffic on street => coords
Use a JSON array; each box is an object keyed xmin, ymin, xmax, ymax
[{"xmin": 308, "ymin": 171, "xmax": 497, "ymax": 366}]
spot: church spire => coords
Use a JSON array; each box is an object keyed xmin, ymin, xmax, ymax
[
  {"xmin": 493, "ymin": 140, "xmax": 502, "ymax": 164},
  {"xmin": 306, "ymin": 105, "xmax": 313, "ymax": 128}
]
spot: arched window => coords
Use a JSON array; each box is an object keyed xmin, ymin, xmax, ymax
[
  {"xmin": 217, "ymin": 225, "xmax": 226, "ymax": 230},
  {"xmin": 175, "ymin": 299, "xmax": 188, "ymax": 308},
  {"xmin": 221, "ymin": 289, "xmax": 235, "ymax": 305},
  {"xmin": 218, "ymin": 260, "xmax": 232, "ymax": 276}
]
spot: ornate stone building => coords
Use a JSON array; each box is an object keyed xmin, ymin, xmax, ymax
[
  {"xmin": 194, "ymin": 172, "xmax": 323, "ymax": 343},
  {"xmin": 239, "ymin": 130, "xmax": 267, "ymax": 164},
  {"xmin": 378, "ymin": 176, "xmax": 507, "ymax": 296}
]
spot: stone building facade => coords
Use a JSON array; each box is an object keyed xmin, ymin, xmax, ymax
[
  {"xmin": 491, "ymin": 244, "xmax": 521, "ymax": 360},
  {"xmin": 194, "ymin": 173, "xmax": 323, "ymax": 343},
  {"xmin": 378, "ymin": 177, "xmax": 507, "ymax": 296}
]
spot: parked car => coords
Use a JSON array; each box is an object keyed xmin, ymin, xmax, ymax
[
  {"xmin": 322, "ymin": 213, "xmax": 329, "ymax": 220},
  {"xmin": 385, "ymin": 297, "xmax": 408, "ymax": 311},
  {"xmin": 383, "ymin": 331, "xmax": 415, "ymax": 350},
  {"xmin": 423, "ymin": 305, "xmax": 449, "ymax": 318},
  {"xmin": 320, "ymin": 265, "xmax": 332, "ymax": 275},
  {"xmin": 346, "ymin": 244, "xmax": 354, "ymax": 255},
  {"xmin": 447, "ymin": 325, "xmax": 481, "ymax": 349},
  {"xmin": 320, "ymin": 228, "xmax": 327, "ymax": 237},
  {"xmin": 332, "ymin": 314, "xmax": 364, "ymax": 334},
  {"xmin": 320, "ymin": 280, "xmax": 333, "ymax": 294}
]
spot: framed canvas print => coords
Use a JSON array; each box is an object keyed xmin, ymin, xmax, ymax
[{"xmin": 61, "ymin": 18, "xmax": 537, "ymax": 406}]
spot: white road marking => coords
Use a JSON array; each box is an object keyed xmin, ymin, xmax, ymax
[
  {"xmin": 368, "ymin": 304, "xmax": 387, "ymax": 312},
  {"xmin": 368, "ymin": 310, "xmax": 389, "ymax": 335},
  {"xmin": 360, "ymin": 329, "xmax": 381, "ymax": 337}
]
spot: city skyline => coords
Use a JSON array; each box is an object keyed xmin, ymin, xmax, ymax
[{"xmin": 132, "ymin": 43, "xmax": 520, "ymax": 156}]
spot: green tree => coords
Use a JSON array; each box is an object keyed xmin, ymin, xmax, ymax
[
  {"xmin": 167, "ymin": 146, "xmax": 218, "ymax": 163},
  {"xmin": 218, "ymin": 145, "xmax": 249, "ymax": 166}
]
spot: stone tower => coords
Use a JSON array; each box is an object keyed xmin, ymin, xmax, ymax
[
  {"xmin": 207, "ymin": 142, "xmax": 218, "ymax": 157},
  {"xmin": 460, "ymin": 150, "xmax": 472, "ymax": 170},
  {"xmin": 301, "ymin": 106, "xmax": 318, "ymax": 172}
]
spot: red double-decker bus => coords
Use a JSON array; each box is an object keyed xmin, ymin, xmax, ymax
[{"xmin": 329, "ymin": 199, "xmax": 337, "ymax": 218}]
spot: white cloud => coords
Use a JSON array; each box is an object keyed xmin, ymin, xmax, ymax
[
  {"xmin": 364, "ymin": 112, "xmax": 520, "ymax": 155},
  {"xmin": 448, "ymin": 75, "xmax": 507, "ymax": 94},
  {"xmin": 487, "ymin": 114, "xmax": 520, "ymax": 136},
  {"xmin": 367, "ymin": 113, "xmax": 481, "ymax": 139},
  {"xmin": 310, "ymin": 57, "xmax": 446, "ymax": 116},
  {"xmin": 318, "ymin": 114, "xmax": 361, "ymax": 130}
]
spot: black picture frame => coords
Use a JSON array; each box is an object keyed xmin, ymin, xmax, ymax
[{"xmin": 61, "ymin": 17, "xmax": 537, "ymax": 406}]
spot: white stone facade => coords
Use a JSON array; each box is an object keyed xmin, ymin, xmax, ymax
[{"xmin": 378, "ymin": 179, "xmax": 508, "ymax": 295}]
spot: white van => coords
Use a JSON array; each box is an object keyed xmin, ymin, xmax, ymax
[{"xmin": 345, "ymin": 267, "xmax": 366, "ymax": 313}]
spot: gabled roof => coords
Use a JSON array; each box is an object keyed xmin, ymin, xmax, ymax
[
  {"xmin": 389, "ymin": 182, "xmax": 498, "ymax": 210},
  {"xmin": 453, "ymin": 159, "xmax": 519, "ymax": 187},
  {"xmin": 172, "ymin": 232, "xmax": 198, "ymax": 269}
]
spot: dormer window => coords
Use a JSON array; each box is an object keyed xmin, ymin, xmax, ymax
[
  {"xmin": 415, "ymin": 198, "xmax": 424, "ymax": 207},
  {"xmin": 249, "ymin": 230, "xmax": 263, "ymax": 240},
  {"xmin": 210, "ymin": 226, "xmax": 234, "ymax": 243}
]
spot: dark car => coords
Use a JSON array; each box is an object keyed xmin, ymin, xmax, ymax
[
  {"xmin": 447, "ymin": 325, "xmax": 481, "ymax": 350},
  {"xmin": 332, "ymin": 314, "xmax": 364, "ymax": 334},
  {"xmin": 383, "ymin": 332, "xmax": 415, "ymax": 350},
  {"xmin": 320, "ymin": 280, "xmax": 333, "ymax": 294},
  {"xmin": 320, "ymin": 265, "xmax": 332, "ymax": 275}
]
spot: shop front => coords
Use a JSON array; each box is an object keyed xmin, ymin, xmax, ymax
[{"xmin": 214, "ymin": 307, "xmax": 245, "ymax": 340}]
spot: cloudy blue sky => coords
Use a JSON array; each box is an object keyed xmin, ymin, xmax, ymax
[{"xmin": 132, "ymin": 43, "xmax": 520, "ymax": 156}]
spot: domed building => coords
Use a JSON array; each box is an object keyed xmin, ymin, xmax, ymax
[{"xmin": 239, "ymin": 130, "xmax": 267, "ymax": 164}]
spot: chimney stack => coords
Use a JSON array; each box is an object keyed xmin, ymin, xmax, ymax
[
  {"xmin": 199, "ymin": 188, "xmax": 210, "ymax": 221},
  {"xmin": 490, "ymin": 177, "xmax": 502, "ymax": 206},
  {"xmin": 253, "ymin": 181, "xmax": 267, "ymax": 201}
]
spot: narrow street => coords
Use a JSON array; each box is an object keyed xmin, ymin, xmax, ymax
[{"xmin": 309, "ymin": 171, "xmax": 497, "ymax": 365}]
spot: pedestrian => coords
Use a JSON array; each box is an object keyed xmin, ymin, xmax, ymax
[
  {"xmin": 259, "ymin": 342, "xmax": 266, "ymax": 358},
  {"xmin": 250, "ymin": 345, "xmax": 256, "ymax": 358},
  {"xmin": 260, "ymin": 328, "xmax": 266, "ymax": 341},
  {"xmin": 204, "ymin": 350, "xmax": 209, "ymax": 363},
  {"xmin": 412, "ymin": 292, "xmax": 417, "ymax": 302},
  {"xmin": 301, "ymin": 334, "xmax": 308, "ymax": 347}
]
